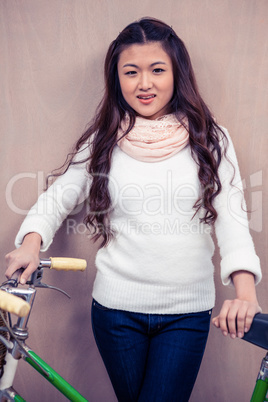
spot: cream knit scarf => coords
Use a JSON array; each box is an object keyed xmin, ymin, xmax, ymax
[{"xmin": 117, "ymin": 114, "xmax": 189, "ymax": 162}]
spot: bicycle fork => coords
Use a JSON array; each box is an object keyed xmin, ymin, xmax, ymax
[
  {"xmin": 251, "ymin": 352, "xmax": 268, "ymax": 402},
  {"xmin": 0, "ymin": 287, "xmax": 36, "ymax": 402}
]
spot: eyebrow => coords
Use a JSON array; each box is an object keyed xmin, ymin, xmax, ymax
[{"xmin": 122, "ymin": 61, "xmax": 167, "ymax": 68}]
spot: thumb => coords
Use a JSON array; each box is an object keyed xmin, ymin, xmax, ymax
[{"xmin": 212, "ymin": 316, "xmax": 220, "ymax": 327}]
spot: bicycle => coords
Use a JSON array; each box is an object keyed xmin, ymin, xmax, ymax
[
  {"xmin": 242, "ymin": 313, "xmax": 268, "ymax": 401},
  {"xmin": 0, "ymin": 260, "xmax": 267, "ymax": 402},
  {"xmin": 0, "ymin": 257, "xmax": 88, "ymax": 402}
]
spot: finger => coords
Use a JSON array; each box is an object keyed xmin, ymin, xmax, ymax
[
  {"xmin": 236, "ymin": 303, "xmax": 249, "ymax": 338},
  {"xmin": 225, "ymin": 303, "xmax": 240, "ymax": 338},
  {"xmin": 217, "ymin": 301, "xmax": 232, "ymax": 336},
  {"xmin": 212, "ymin": 316, "xmax": 220, "ymax": 328},
  {"xmin": 5, "ymin": 260, "xmax": 24, "ymax": 279},
  {"xmin": 5, "ymin": 252, "xmax": 24, "ymax": 277},
  {"xmin": 5, "ymin": 252, "xmax": 11, "ymax": 263},
  {"xmin": 244, "ymin": 306, "xmax": 260, "ymax": 334},
  {"xmin": 20, "ymin": 263, "xmax": 38, "ymax": 285}
]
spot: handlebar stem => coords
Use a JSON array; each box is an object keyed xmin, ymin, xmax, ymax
[{"xmin": 0, "ymin": 286, "xmax": 36, "ymax": 331}]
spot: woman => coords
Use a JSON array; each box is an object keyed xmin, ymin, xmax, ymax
[{"xmin": 5, "ymin": 18, "xmax": 262, "ymax": 401}]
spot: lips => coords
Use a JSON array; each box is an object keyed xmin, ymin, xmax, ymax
[
  {"xmin": 137, "ymin": 94, "xmax": 156, "ymax": 105},
  {"xmin": 137, "ymin": 94, "xmax": 156, "ymax": 99}
]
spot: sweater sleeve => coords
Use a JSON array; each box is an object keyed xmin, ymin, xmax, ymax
[
  {"xmin": 15, "ymin": 143, "xmax": 91, "ymax": 252},
  {"xmin": 214, "ymin": 128, "xmax": 262, "ymax": 286}
]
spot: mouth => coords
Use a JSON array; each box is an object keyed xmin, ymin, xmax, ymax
[
  {"xmin": 137, "ymin": 94, "xmax": 156, "ymax": 105},
  {"xmin": 137, "ymin": 95, "xmax": 156, "ymax": 100}
]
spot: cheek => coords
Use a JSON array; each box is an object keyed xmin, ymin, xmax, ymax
[
  {"xmin": 164, "ymin": 76, "xmax": 174, "ymax": 99},
  {"xmin": 119, "ymin": 77, "xmax": 133, "ymax": 98}
]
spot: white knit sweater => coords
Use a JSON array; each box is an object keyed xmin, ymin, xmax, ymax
[{"xmin": 15, "ymin": 127, "xmax": 261, "ymax": 314}]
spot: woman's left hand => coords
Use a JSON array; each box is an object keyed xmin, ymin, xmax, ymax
[
  {"xmin": 212, "ymin": 298, "xmax": 262, "ymax": 339},
  {"xmin": 212, "ymin": 270, "xmax": 262, "ymax": 339}
]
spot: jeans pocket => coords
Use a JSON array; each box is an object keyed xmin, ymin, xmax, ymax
[{"xmin": 92, "ymin": 299, "xmax": 112, "ymax": 311}]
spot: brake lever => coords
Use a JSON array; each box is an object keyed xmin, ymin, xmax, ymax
[
  {"xmin": 26, "ymin": 266, "xmax": 43, "ymax": 287},
  {"xmin": 2, "ymin": 266, "xmax": 70, "ymax": 299},
  {"xmin": 26, "ymin": 267, "xmax": 70, "ymax": 299}
]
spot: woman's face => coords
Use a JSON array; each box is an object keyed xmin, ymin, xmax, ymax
[{"xmin": 117, "ymin": 42, "xmax": 174, "ymax": 120}]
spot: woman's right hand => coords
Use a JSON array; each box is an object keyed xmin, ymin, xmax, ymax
[{"xmin": 5, "ymin": 233, "xmax": 42, "ymax": 284}]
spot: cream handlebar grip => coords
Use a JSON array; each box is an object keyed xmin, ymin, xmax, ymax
[
  {"xmin": 0, "ymin": 290, "xmax": 30, "ymax": 317},
  {"xmin": 49, "ymin": 258, "xmax": 87, "ymax": 272}
]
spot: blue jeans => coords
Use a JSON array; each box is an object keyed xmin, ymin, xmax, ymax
[{"xmin": 91, "ymin": 300, "xmax": 211, "ymax": 401}]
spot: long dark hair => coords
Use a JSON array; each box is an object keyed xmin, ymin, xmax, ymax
[{"xmin": 66, "ymin": 17, "xmax": 229, "ymax": 247}]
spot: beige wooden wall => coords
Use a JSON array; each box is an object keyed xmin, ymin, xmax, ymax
[{"xmin": 1, "ymin": 1, "xmax": 267, "ymax": 401}]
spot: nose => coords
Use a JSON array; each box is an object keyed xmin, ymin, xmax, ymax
[{"xmin": 138, "ymin": 72, "xmax": 152, "ymax": 91}]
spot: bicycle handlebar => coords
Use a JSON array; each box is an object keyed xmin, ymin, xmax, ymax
[
  {"xmin": 0, "ymin": 257, "xmax": 87, "ymax": 317},
  {"xmin": 48, "ymin": 257, "xmax": 87, "ymax": 271},
  {"xmin": 0, "ymin": 289, "xmax": 30, "ymax": 317}
]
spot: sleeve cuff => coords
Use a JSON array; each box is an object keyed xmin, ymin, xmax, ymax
[
  {"xmin": 15, "ymin": 218, "xmax": 55, "ymax": 252},
  {"xmin": 221, "ymin": 250, "xmax": 262, "ymax": 286}
]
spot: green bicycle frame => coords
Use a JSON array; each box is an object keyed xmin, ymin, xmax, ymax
[
  {"xmin": 251, "ymin": 379, "xmax": 268, "ymax": 402},
  {"xmin": 24, "ymin": 350, "xmax": 88, "ymax": 402},
  {"xmin": 13, "ymin": 396, "xmax": 25, "ymax": 402},
  {"xmin": 250, "ymin": 353, "xmax": 268, "ymax": 402}
]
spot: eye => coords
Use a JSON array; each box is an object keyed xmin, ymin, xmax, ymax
[
  {"xmin": 125, "ymin": 71, "xmax": 137, "ymax": 76},
  {"xmin": 153, "ymin": 68, "xmax": 165, "ymax": 74}
]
